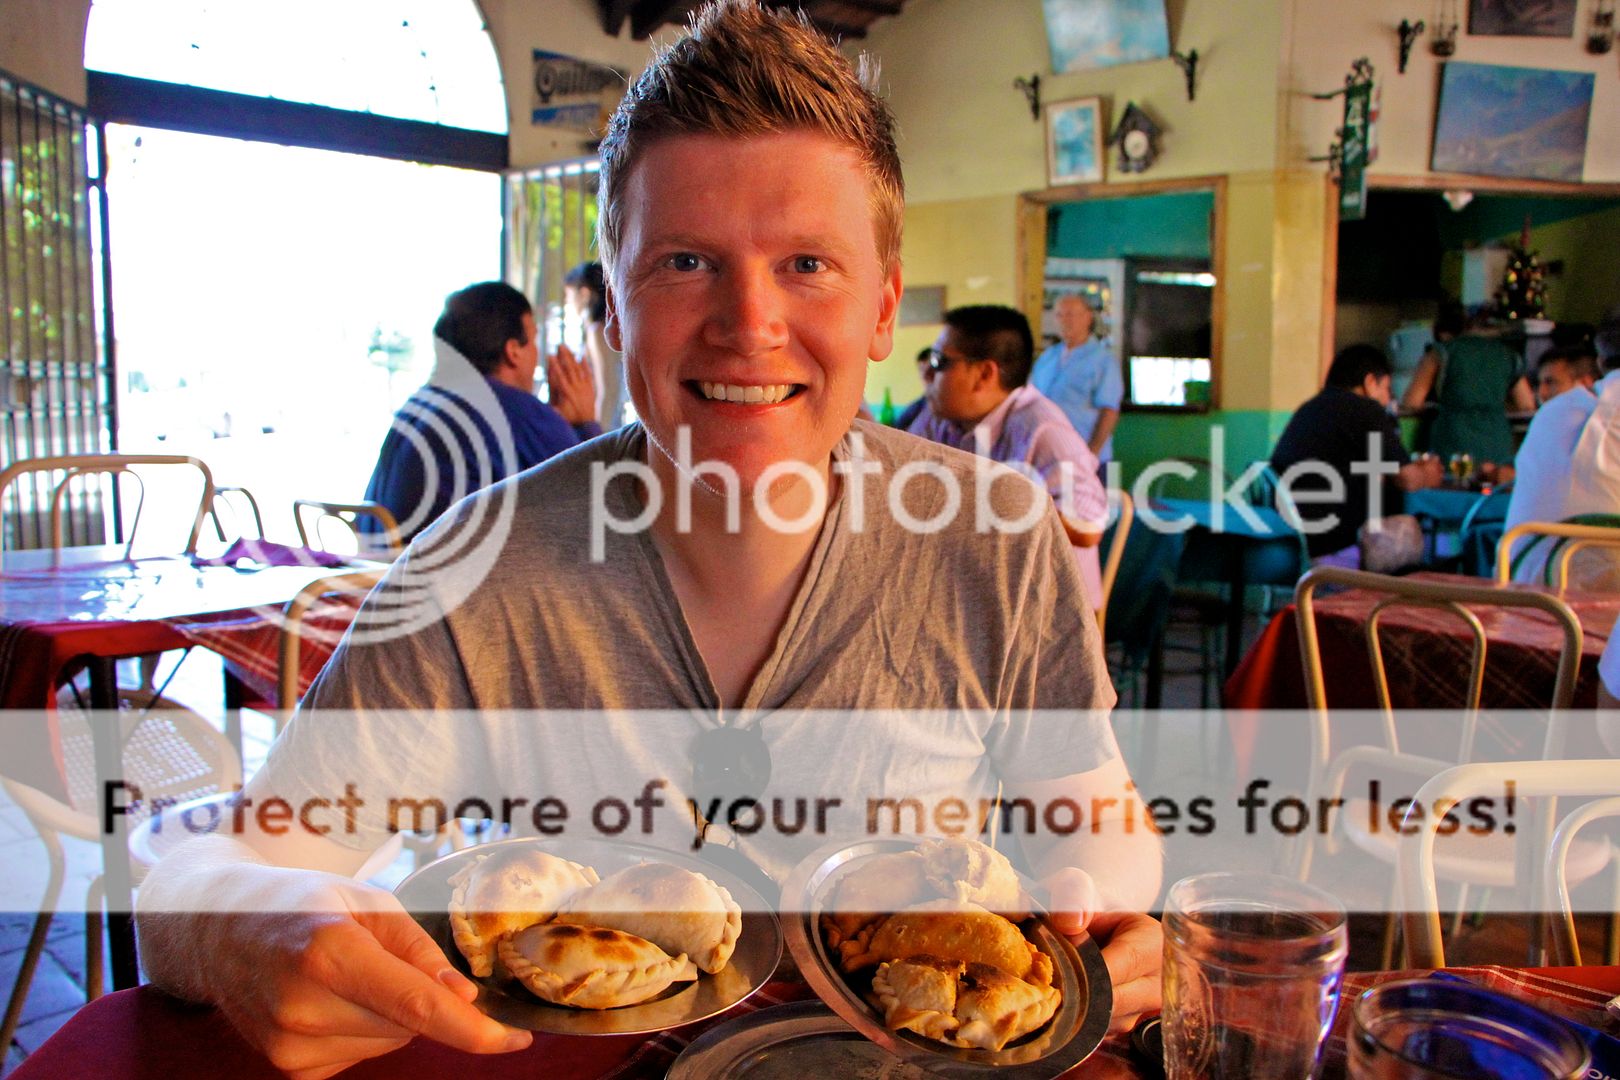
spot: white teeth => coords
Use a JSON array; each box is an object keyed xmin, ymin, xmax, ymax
[{"xmin": 699, "ymin": 382, "xmax": 794, "ymax": 404}]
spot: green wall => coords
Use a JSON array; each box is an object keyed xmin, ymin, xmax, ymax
[
  {"xmin": 1048, "ymin": 191, "xmax": 1215, "ymax": 261},
  {"xmin": 1111, "ymin": 409, "xmax": 1290, "ymax": 490}
]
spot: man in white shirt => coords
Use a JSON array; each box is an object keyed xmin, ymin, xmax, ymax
[{"xmin": 1503, "ymin": 352, "xmax": 1620, "ymax": 589}]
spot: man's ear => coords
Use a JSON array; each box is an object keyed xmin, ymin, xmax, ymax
[
  {"xmin": 975, "ymin": 360, "xmax": 1002, "ymax": 393},
  {"xmin": 603, "ymin": 282, "xmax": 623, "ymax": 352},
  {"xmin": 501, "ymin": 335, "xmax": 525, "ymax": 371},
  {"xmin": 866, "ymin": 262, "xmax": 903, "ymax": 363}
]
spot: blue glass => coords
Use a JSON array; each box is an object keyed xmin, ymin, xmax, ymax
[{"xmin": 1350, "ymin": 979, "xmax": 1590, "ymax": 1080}]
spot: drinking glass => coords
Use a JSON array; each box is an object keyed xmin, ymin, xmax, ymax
[
  {"xmin": 1162, "ymin": 872, "xmax": 1348, "ymax": 1080},
  {"xmin": 1348, "ymin": 979, "xmax": 1590, "ymax": 1080}
]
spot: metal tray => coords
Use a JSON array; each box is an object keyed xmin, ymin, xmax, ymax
[
  {"xmin": 667, "ymin": 1001, "xmax": 935, "ymax": 1080},
  {"xmin": 394, "ymin": 836, "xmax": 782, "ymax": 1036},
  {"xmin": 780, "ymin": 838, "xmax": 1112, "ymax": 1078}
]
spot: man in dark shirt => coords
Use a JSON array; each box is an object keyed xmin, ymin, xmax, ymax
[
  {"xmin": 364, "ymin": 281, "xmax": 601, "ymax": 542},
  {"xmin": 1270, "ymin": 344, "xmax": 1441, "ymax": 562}
]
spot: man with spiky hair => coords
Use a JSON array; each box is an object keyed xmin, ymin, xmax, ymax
[{"xmin": 137, "ymin": 4, "xmax": 1161, "ymax": 1075}]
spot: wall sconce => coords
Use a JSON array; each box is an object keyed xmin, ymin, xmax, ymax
[
  {"xmin": 1171, "ymin": 49, "xmax": 1199, "ymax": 101},
  {"xmin": 1442, "ymin": 189, "xmax": 1474, "ymax": 212},
  {"xmin": 1430, "ymin": 0, "xmax": 1459, "ymax": 55},
  {"xmin": 1589, "ymin": 0, "xmax": 1615, "ymax": 53},
  {"xmin": 1397, "ymin": 19, "xmax": 1425, "ymax": 73},
  {"xmin": 1013, "ymin": 74, "xmax": 1041, "ymax": 121}
]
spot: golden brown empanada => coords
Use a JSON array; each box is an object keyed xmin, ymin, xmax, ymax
[
  {"xmin": 447, "ymin": 848, "xmax": 599, "ymax": 977},
  {"xmin": 871, "ymin": 958, "xmax": 1061, "ymax": 1052},
  {"xmin": 556, "ymin": 862, "xmax": 742, "ymax": 974},
  {"xmin": 497, "ymin": 923, "xmax": 697, "ymax": 1009},
  {"xmin": 823, "ymin": 851, "xmax": 932, "ymax": 949},
  {"xmin": 844, "ymin": 900, "xmax": 1043, "ymax": 980},
  {"xmin": 918, "ymin": 838, "xmax": 1024, "ymax": 915},
  {"xmin": 952, "ymin": 962, "xmax": 1060, "ymax": 1051}
]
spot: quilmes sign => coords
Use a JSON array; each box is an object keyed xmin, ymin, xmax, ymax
[{"xmin": 531, "ymin": 50, "xmax": 625, "ymax": 130}]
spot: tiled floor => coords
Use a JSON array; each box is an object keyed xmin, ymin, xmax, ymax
[{"xmin": 1, "ymin": 622, "xmax": 1615, "ymax": 1075}]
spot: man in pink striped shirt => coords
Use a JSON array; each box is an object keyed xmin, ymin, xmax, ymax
[{"xmin": 907, "ymin": 304, "xmax": 1111, "ymax": 610}]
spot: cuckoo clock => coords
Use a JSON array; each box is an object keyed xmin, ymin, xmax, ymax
[{"xmin": 1109, "ymin": 102, "xmax": 1161, "ymax": 174}]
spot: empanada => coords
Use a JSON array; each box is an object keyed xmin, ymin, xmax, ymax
[
  {"xmin": 497, "ymin": 923, "xmax": 697, "ymax": 1009},
  {"xmin": 871, "ymin": 958, "xmax": 1061, "ymax": 1052},
  {"xmin": 844, "ymin": 900, "xmax": 1044, "ymax": 981},
  {"xmin": 448, "ymin": 848, "xmax": 599, "ymax": 977},
  {"xmin": 823, "ymin": 851, "xmax": 932, "ymax": 949},
  {"xmin": 952, "ymin": 963, "xmax": 1060, "ymax": 1051},
  {"xmin": 556, "ymin": 862, "xmax": 742, "ymax": 974},
  {"xmin": 919, "ymin": 838, "xmax": 1024, "ymax": 915},
  {"xmin": 871, "ymin": 955, "xmax": 963, "ymax": 1041}
]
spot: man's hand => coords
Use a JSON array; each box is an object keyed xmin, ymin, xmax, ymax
[
  {"xmin": 1044, "ymin": 867, "xmax": 1163, "ymax": 1032},
  {"xmin": 140, "ymin": 859, "xmax": 530, "ymax": 1080},
  {"xmin": 547, "ymin": 344, "xmax": 598, "ymax": 426}
]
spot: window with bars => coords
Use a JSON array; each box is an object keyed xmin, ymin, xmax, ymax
[
  {"xmin": 0, "ymin": 69, "xmax": 114, "ymax": 549},
  {"xmin": 506, "ymin": 157, "xmax": 600, "ymax": 362}
]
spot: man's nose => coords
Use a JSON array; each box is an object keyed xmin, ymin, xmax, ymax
[{"xmin": 705, "ymin": 265, "xmax": 790, "ymax": 354}]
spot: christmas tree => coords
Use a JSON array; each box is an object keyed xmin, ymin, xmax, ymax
[{"xmin": 1496, "ymin": 216, "xmax": 1546, "ymax": 321}]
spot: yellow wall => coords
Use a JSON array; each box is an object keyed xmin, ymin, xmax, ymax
[
  {"xmin": 1283, "ymin": 0, "xmax": 1620, "ymax": 182},
  {"xmin": 0, "ymin": 0, "xmax": 91, "ymax": 103}
]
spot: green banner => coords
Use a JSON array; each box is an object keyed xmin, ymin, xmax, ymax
[{"xmin": 1339, "ymin": 80, "xmax": 1372, "ymax": 221}]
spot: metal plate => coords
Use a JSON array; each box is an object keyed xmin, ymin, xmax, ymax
[
  {"xmin": 780, "ymin": 838, "xmax": 1113, "ymax": 1078},
  {"xmin": 668, "ymin": 1001, "xmax": 934, "ymax": 1080},
  {"xmin": 394, "ymin": 837, "xmax": 782, "ymax": 1036}
]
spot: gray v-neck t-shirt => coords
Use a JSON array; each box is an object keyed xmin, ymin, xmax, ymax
[{"xmin": 261, "ymin": 421, "xmax": 1117, "ymax": 875}]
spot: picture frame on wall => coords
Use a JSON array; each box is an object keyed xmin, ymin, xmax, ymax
[
  {"xmin": 1467, "ymin": 0, "xmax": 1577, "ymax": 37},
  {"xmin": 1431, "ymin": 61, "xmax": 1593, "ymax": 181},
  {"xmin": 1046, "ymin": 97, "xmax": 1105, "ymax": 186}
]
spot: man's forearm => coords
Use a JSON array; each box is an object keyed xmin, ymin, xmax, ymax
[
  {"xmin": 1032, "ymin": 808, "xmax": 1164, "ymax": 912},
  {"xmin": 1088, "ymin": 408, "xmax": 1120, "ymax": 458},
  {"xmin": 135, "ymin": 834, "xmax": 270, "ymax": 1003}
]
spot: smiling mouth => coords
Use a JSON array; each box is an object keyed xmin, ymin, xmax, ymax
[{"xmin": 689, "ymin": 381, "xmax": 803, "ymax": 405}]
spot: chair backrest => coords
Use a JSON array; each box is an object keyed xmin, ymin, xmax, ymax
[
  {"xmin": 0, "ymin": 453, "xmax": 214, "ymax": 564},
  {"xmin": 1094, "ymin": 490, "xmax": 1134, "ymax": 640},
  {"xmin": 1496, "ymin": 518, "xmax": 1620, "ymax": 593},
  {"xmin": 278, "ymin": 567, "xmax": 387, "ymax": 716},
  {"xmin": 207, "ymin": 485, "xmax": 265, "ymax": 544},
  {"xmin": 1546, "ymin": 794, "xmax": 1620, "ymax": 966},
  {"xmin": 1399, "ymin": 759, "xmax": 1619, "ymax": 967},
  {"xmin": 293, "ymin": 499, "xmax": 403, "ymax": 559},
  {"xmin": 1294, "ymin": 566, "xmax": 1583, "ymax": 776}
]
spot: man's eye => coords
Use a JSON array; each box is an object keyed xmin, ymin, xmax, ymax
[
  {"xmin": 665, "ymin": 252, "xmax": 707, "ymax": 272},
  {"xmin": 791, "ymin": 256, "xmax": 825, "ymax": 273}
]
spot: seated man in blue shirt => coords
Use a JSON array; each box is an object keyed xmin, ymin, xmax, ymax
[
  {"xmin": 1030, "ymin": 295, "xmax": 1123, "ymax": 465},
  {"xmin": 364, "ymin": 281, "xmax": 601, "ymax": 542}
]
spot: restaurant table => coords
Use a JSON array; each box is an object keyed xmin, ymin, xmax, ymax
[
  {"xmin": 1149, "ymin": 497, "xmax": 1305, "ymax": 677},
  {"xmin": 0, "ymin": 547, "xmax": 373, "ymax": 989},
  {"xmin": 1406, "ymin": 485, "xmax": 1509, "ymax": 573},
  {"xmin": 1223, "ymin": 571, "xmax": 1620, "ymax": 714},
  {"xmin": 10, "ymin": 966, "xmax": 1615, "ymax": 1080}
]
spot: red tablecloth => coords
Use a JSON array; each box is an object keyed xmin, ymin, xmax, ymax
[
  {"xmin": 11, "ymin": 966, "xmax": 1614, "ymax": 1080},
  {"xmin": 1224, "ymin": 573, "xmax": 1620, "ymax": 713}
]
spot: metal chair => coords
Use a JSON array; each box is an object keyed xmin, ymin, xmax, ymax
[
  {"xmin": 1546, "ymin": 794, "xmax": 1620, "ymax": 966},
  {"xmin": 1497, "ymin": 518, "xmax": 1620, "ymax": 593},
  {"xmin": 1094, "ymin": 490, "xmax": 1133, "ymax": 641},
  {"xmin": 0, "ymin": 694, "xmax": 242, "ymax": 1049},
  {"xmin": 293, "ymin": 498, "xmax": 402, "ymax": 560},
  {"xmin": 1399, "ymin": 760, "xmax": 1619, "ymax": 968},
  {"xmin": 206, "ymin": 484, "xmax": 265, "ymax": 543},
  {"xmin": 0, "ymin": 453, "xmax": 215, "ymax": 564},
  {"xmin": 277, "ymin": 567, "xmax": 387, "ymax": 719},
  {"xmin": 1296, "ymin": 565, "xmax": 1606, "ymax": 965}
]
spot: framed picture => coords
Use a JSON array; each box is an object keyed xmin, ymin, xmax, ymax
[
  {"xmin": 1431, "ymin": 62, "xmax": 1593, "ymax": 182},
  {"xmin": 1041, "ymin": 0, "xmax": 1171, "ymax": 73},
  {"xmin": 1468, "ymin": 0, "xmax": 1577, "ymax": 37},
  {"xmin": 1046, "ymin": 98, "xmax": 1105, "ymax": 186}
]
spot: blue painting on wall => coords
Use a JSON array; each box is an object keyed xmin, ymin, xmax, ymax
[
  {"xmin": 1431, "ymin": 62, "xmax": 1594, "ymax": 182},
  {"xmin": 1042, "ymin": 0, "xmax": 1170, "ymax": 73}
]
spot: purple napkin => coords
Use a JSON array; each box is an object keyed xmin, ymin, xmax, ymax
[{"xmin": 194, "ymin": 539, "xmax": 350, "ymax": 569}]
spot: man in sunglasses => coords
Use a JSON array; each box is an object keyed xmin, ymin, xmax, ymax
[
  {"xmin": 909, "ymin": 304, "xmax": 1109, "ymax": 611},
  {"xmin": 137, "ymin": 4, "xmax": 1163, "ymax": 1076}
]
